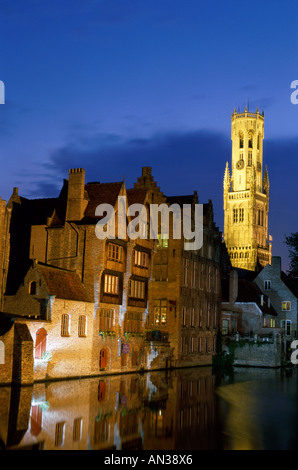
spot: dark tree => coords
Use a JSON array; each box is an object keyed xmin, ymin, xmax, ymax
[{"xmin": 285, "ymin": 232, "xmax": 298, "ymax": 279}]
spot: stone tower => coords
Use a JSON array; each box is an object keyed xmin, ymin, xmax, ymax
[{"xmin": 223, "ymin": 107, "xmax": 271, "ymax": 271}]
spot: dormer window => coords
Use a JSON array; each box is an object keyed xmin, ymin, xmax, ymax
[
  {"xmin": 29, "ymin": 281, "xmax": 37, "ymax": 295},
  {"xmin": 264, "ymin": 280, "xmax": 271, "ymax": 291}
]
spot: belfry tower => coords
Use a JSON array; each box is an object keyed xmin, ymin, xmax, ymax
[{"xmin": 223, "ymin": 107, "xmax": 272, "ymax": 271}]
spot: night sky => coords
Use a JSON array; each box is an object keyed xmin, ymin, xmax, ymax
[{"xmin": 0, "ymin": 0, "xmax": 298, "ymax": 271}]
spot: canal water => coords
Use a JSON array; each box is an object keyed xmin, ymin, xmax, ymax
[{"xmin": 1, "ymin": 366, "xmax": 298, "ymax": 450}]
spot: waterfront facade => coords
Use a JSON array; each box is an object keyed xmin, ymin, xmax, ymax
[{"xmin": 0, "ymin": 166, "xmax": 223, "ymax": 384}]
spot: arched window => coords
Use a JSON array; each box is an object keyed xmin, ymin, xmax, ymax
[
  {"xmin": 35, "ymin": 328, "xmax": 47, "ymax": 359},
  {"xmin": 78, "ymin": 315, "xmax": 87, "ymax": 337},
  {"xmin": 61, "ymin": 314, "xmax": 70, "ymax": 337},
  {"xmin": 248, "ymin": 132, "xmax": 253, "ymax": 148},
  {"xmin": 239, "ymin": 133, "xmax": 244, "ymax": 149},
  {"xmin": 29, "ymin": 281, "xmax": 37, "ymax": 295}
]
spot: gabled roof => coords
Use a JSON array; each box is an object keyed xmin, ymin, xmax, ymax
[
  {"xmin": 38, "ymin": 264, "xmax": 92, "ymax": 302},
  {"xmin": 281, "ymin": 271, "xmax": 298, "ymax": 298},
  {"xmin": 237, "ymin": 278, "xmax": 277, "ymax": 316},
  {"xmin": 80, "ymin": 181, "xmax": 123, "ymax": 223},
  {"xmin": 126, "ymin": 188, "xmax": 148, "ymax": 206}
]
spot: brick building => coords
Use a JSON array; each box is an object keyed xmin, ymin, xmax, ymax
[
  {"xmin": 134, "ymin": 167, "xmax": 223, "ymax": 368},
  {"xmin": 0, "ymin": 166, "xmax": 225, "ymax": 383}
]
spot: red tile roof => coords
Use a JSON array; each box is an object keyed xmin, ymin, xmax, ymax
[{"xmin": 39, "ymin": 265, "xmax": 91, "ymax": 302}]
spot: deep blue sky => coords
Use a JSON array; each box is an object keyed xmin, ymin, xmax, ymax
[{"xmin": 0, "ymin": 0, "xmax": 298, "ymax": 271}]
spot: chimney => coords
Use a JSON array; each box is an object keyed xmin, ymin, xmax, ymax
[
  {"xmin": 66, "ymin": 168, "xmax": 87, "ymax": 221},
  {"xmin": 229, "ymin": 269, "xmax": 238, "ymax": 304},
  {"xmin": 271, "ymin": 256, "xmax": 281, "ymax": 276}
]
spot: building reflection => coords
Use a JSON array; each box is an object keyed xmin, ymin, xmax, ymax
[{"xmin": 0, "ymin": 367, "xmax": 218, "ymax": 450}]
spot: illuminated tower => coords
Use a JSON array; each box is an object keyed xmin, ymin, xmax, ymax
[{"xmin": 223, "ymin": 107, "xmax": 271, "ymax": 271}]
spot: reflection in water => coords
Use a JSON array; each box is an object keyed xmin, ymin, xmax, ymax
[{"xmin": 0, "ymin": 367, "xmax": 298, "ymax": 450}]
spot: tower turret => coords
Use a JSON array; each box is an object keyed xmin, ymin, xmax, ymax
[{"xmin": 223, "ymin": 108, "xmax": 271, "ymax": 270}]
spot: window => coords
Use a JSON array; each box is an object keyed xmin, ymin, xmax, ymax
[
  {"xmin": 99, "ymin": 308, "xmax": 114, "ymax": 331},
  {"xmin": 248, "ymin": 133, "xmax": 253, "ymax": 148},
  {"xmin": 222, "ymin": 319, "xmax": 229, "ymax": 335},
  {"xmin": 248, "ymin": 151, "xmax": 252, "ymax": 166},
  {"xmin": 154, "ymin": 299, "xmax": 167, "ymax": 326},
  {"xmin": 282, "ymin": 301, "xmax": 291, "ymax": 311},
  {"xmin": 264, "ymin": 280, "xmax": 271, "ymax": 291},
  {"xmin": 239, "ymin": 152, "xmax": 244, "ymax": 161},
  {"xmin": 239, "ymin": 208, "xmax": 244, "ymax": 223},
  {"xmin": 128, "ymin": 279, "xmax": 146, "ymax": 299},
  {"xmin": 133, "ymin": 250, "xmax": 149, "ymax": 268},
  {"xmin": 61, "ymin": 314, "xmax": 70, "ymax": 337},
  {"xmin": 239, "ymin": 134, "xmax": 244, "ymax": 148},
  {"xmin": 233, "ymin": 208, "xmax": 238, "ymax": 223},
  {"xmin": 73, "ymin": 418, "xmax": 82, "ymax": 442},
  {"xmin": 29, "ymin": 281, "xmax": 36, "ymax": 295},
  {"xmin": 104, "ymin": 274, "xmax": 119, "ymax": 294},
  {"xmin": 55, "ymin": 422, "xmax": 65, "ymax": 447},
  {"xmin": 108, "ymin": 243, "xmax": 122, "ymax": 262},
  {"xmin": 281, "ymin": 320, "xmax": 291, "ymax": 336},
  {"xmin": 157, "ymin": 233, "xmax": 169, "ymax": 248},
  {"xmin": 183, "ymin": 258, "xmax": 190, "ymax": 286},
  {"xmin": 78, "ymin": 315, "xmax": 87, "ymax": 337},
  {"xmin": 270, "ymin": 318, "xmax": 276, "ymax": 328},
  {"xmin": 124, "ymin": 311, "xmax": 142, "ymax": 333}
]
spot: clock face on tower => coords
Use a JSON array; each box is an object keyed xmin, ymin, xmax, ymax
[{"xmin": 236, "ymin": 160, "xmax": 244, "ymax": 170}]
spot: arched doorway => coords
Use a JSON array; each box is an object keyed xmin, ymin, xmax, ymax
[
  {"xmin": 35, "ymin": 328, "xmax": 47, "ymax": 359},
  {"xmin": 99, "ymin": 348, "xmax": 108, "ymax": 370}
]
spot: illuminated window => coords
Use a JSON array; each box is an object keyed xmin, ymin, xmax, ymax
[
  {"xmin": 264, "ymin": 280, "xmax": 271, "ymax": 291},
  {"xmin": 154, "ymin": 299, "xmax": 167, "ymax": 326},
  {"xmin": 104, "ymin": 274, "xmax": 119, "ymax": 294},
  {"xmin": 128, "ymin": 279, "xmax": 146, "ymax": 299},
  {"xmin": 73, "ymin": 418, "xmax": 82, "ymax": 442},
  {"xmin": 61, "ymin": 314, "xmax": 70, "ymax": 337},
  {"xmin": 157, "ymin": 234, "xmax": 169, "ymax": 248},
  {"xmin": 108, "ymin": 243, "xmax": 122, "ymax": 262},
  {"xmin": 282, "ymin": 301, "xmax": 291, "ymax": 311},
  {"xmin": 55, "ymin": 422, "xmax": 65, "ymax": 447},
  {"xmin": 270, "ymin": 318, "xmax": 276, "ymax": 328},
  {"xmin": 29, "ymin": 281, "xmax": 36, "ymax": 295},
  {"xmin": 133, "ymin": 250, "xmax": 149, "ymax": 268},
  {"xmin": 78, "ymin": 315, "xmax": 87, "ymax": 337}
]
